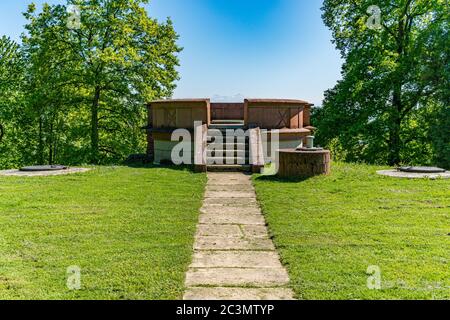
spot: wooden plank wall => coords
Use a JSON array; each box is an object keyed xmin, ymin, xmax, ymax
[
  {"xmin": 151, "ymin": 100, "xmax": 210, "ymax": 130},
  {"xmin": 246, "ymin": 103, "xmax": 308, "ymax": 129},
  {"xmin": 210, "ymin": 103, "xmax": 244, "ymax": 120}
]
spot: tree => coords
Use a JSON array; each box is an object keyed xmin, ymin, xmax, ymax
[
  {"xmin": 426, "ymin": 14, "xmax": 450, "ymax": 169},
  {"xmin": 22, "ymin": 0, "xmax": 181, "ymax": 163},
  {"xmin": 0, "ymin": 36, "xmax": 25, "ymax": 168},
  {"xmin": 318, "ymin": 0, "xmax": 448, "ymax": 165},
  {"xmin": 22, "ymin": 3, "xmax": 80, "ymax": 164},
  {"xmin": 0, "ymin": 36, "xmax": 22, "ymax": 143}
]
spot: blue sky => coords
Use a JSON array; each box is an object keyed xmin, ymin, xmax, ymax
[{"xmin": 0, "ymin": 0, "xmax": 342, "ymax": 105}]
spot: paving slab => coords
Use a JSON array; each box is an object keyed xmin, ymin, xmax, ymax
[
  {"xmin": 202, "ymin": 198, "xmax": 258, "ymax": 207},
  {"xmin": 206, "ymin": 185, "xmax": 253, "ymax": 192},
  {"xmin": 184, "ymin": 287, "xmax": 295, "ymax": 300},
  {"xmin": 241, "ymin": 225, "xmax": 271, "ymax": 238},
  {"xmin": 205, "ymin": 191, "xmax": 256, "ymax": 198},
  {"xmin": 207, "ymin": 180, "xmax": 253, "ymax": 187},
  {"xmin": 207, "ymin": 176, "xmax": 252, "ymax": 183},
  {"xmin": 196, "ymin": 224, "xmax": 243, "ymax": 238},
  {"xmin": 194, "ymin": 237, "xmax": 274, "ymax": 250},
  {"xmin": 186, "ymin": 267, "xmax": 290, "ymax": 287},
  {"xmin": 207, "ymin": 173, "xmax": 252, "ymax": 180},
  {"xmin": 199, "ymin": 213, "xmax": 266, "ymax": 225},
  {"xmin": 200, "ymin": 206, "xmax": 261, "ymax": 215},
  {"xmin": 191, "ymin": 251, "xmax": 283, "ymax": 268}
]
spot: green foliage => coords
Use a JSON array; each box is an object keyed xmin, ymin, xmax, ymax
[
  {"xmin": 0, "ymin": 0, "xmax": 181, "ymax": 168},
  {"xmin": 430, "ymin": 103, "xmax": 450, "ymax": 169},
  {"xmin": 0, "ymin": 36, "xmax": 26, "ymax": 169},
  {"xmin": 317, "ymin": 0, "xmax": 449, "ymax": 166}
]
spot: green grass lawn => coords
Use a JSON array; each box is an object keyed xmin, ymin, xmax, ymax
[
  {"xmin": 253, "ymin": 163, "xmax": 450, "ymax": 300},
  {"xmin": 0, "ymin": 166, "xmax": 206, "ymax": 300}
]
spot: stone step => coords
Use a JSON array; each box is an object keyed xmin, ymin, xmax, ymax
[
  {"xmin": 208, "ymin": 127, "xmax": 248, "ymax": 132},
  {"xmin": 207, "ymin": 150, "xmax": 249, "ymax": 156},
  {"xmin": 207, "ymin": 143, "xmax": 246, "ymax": 149},
  {"xmin": 207, "ymin": 157, "xmax": 248, "ymax": 165},
  {"xmin": 207, "ymin": 165, "xmax": 251, "ymax": 172},
  {"xmin": 208, "ymin": 128, "xmax": 247, "ymax": 133},
  {"xmin": 207, "ymin": 128, "xmax": 248, "ymax": 136},
  {"xmin": 206, "ymin": 172, "xmax": 252, "ymax": 181},
  {"xmin": 207, "ymin": 138, "xmax": 249, "ymax": 145}
]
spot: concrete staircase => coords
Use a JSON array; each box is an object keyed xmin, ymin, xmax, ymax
[{"xmin": 206, "ymin": 120, "xmax": 251, "ymax": 172}]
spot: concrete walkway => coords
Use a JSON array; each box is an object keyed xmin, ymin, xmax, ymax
[{"xmin": 183, "ymin": 172, "xmax": 294, "ymax": 300}]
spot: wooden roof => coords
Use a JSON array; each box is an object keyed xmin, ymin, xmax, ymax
[
  {"xmin": 148, "ymin": 98, "xmax": 313, "ymax": 106},
  {"xmin": 149, "ymin": 98, "xmax": 210, "ymax": 104},
  {"xmin": 245, "ymin": 99, "xmax": 313, "ymax": 107}
]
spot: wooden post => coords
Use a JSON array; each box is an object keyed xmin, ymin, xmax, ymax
[
  {"xmin": 278, "ymin": 150, "xmax": 331, "ymax": 177},
  {"xmin": 147, "ymin": 103, "xmax": 154, "ymax": 161}
]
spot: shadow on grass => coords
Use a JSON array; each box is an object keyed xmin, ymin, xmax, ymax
[
  {"xmin": 124, "ymin": 161, "xmax": 200, "ymax": 174},
  {"xmin": 254, "ymin": 174, "xmax": 312, "ymax": 183}
]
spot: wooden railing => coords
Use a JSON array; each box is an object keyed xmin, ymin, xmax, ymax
[
  {"xmin": 149, "ymin": 99, "xmax": 210, "ymax": 130},
  {"xmin": 244, "ymin": 99, "xmax": 313, "ymax": 129}
]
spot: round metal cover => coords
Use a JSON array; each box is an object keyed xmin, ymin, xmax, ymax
[
  {"xmin": 20, "ymin": 165, "xmax": 68, "ymax": 172},
  {"xmin": 398, "ymin": 166, "xmax": 446, "ymax": 174}
]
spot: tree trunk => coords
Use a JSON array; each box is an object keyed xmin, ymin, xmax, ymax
[
  {"xmin": 388, "ymin": 13, "xmax": 408, "ymax": 167},
  {"xmin": 0, "ymin": 123, "xmax": 4, "ymax": 143},
  {"xmin": 91, "ymin": 86, "xmax": 101, "ymax": 163},
  {"xmin": 388, "ymin": 88, "xmax": 402, "ymax": 166},
  {"xmin": 38, "ymin": 117, "xmax": 44, "ymax": 165},
  {"xmin": 48, "ymin": 122, "xmax": 54, "ymax": 165}
]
